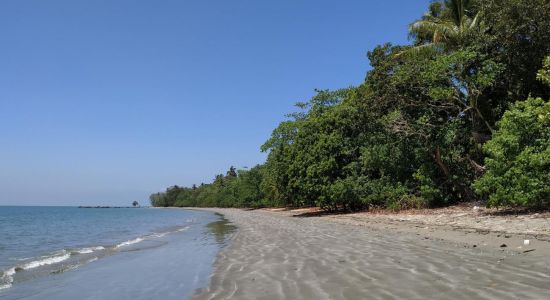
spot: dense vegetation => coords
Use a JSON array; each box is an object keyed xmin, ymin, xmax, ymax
[
  {"xmin": 474, "ymin": 58, "xmax": 550, "ymax": 208},
  {"xmin": 151, "ymin": 0, "xmax": 549, "ymax": 210}
]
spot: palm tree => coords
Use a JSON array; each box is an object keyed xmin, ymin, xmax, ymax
[
  {"xmin": 404, "ymin": 0, "xmax": 480, "ymax": 55},
  {"xmin": 399, "ymin": 0, "xmax": 493, "ymax": 131},
  {"xmin": 132, "ymin": 201, "xmax": 139, "ymax": 207}
]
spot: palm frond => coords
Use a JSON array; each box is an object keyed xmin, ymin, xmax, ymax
[
  {"xmin": 394, "ymin": 43, "xmax": 443, "ymax": 59},
  {"xmin": 403, "ymin": 0, "xmax": 482, "ymax": 57}
]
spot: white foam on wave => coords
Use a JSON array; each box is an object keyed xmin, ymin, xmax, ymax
[
  {"xmin": 115, "ymin": 226, "xmax": 191, "ymax": 248},
  {"xmin": 77, "ymin": 249, "xmax": 93, "ymax": 254},
  {"xmin": 151, "ymin": 226, "xmax": 190, "ymax": 238},
  {"xmin": 1, "ymin": 252, "xmax": 72, "ymax": 290},
  {"xmin": 115, "ymin": 237, "xmax": 144, "ymax": 248},
  {"xmin": 177, "ymin": 226, "xmax": 190, "ymax": 232},
  {"xmin": 87, "ymin": 257, "xmax": 98, "ymax": 263},
  {"xmin": 75, "ymin": 246, "xmax": 105, "ymax": 254},
  {"xmin": 0, "ymin": 267, "xmax": 16, "ymax": 290},
  {"xmin": 21, "ymin": 253, "xmax": 71, "ymax": 270},
  {"xmin": 150, "ymin": 232, "xmax": 168, "ymax": 238},
  {"xmin": 0, "ymin": 224, "xmax": 192, "ymax": 291},
  {"xmin": 4, "ymin": 268, "xmax": 16, "ymax": 278}
]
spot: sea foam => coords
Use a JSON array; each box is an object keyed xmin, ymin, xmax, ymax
[
  {"xmin": 0, "ymin": 267, "xmax": 15, "ymax": 290},
  {"xmin": 0, "ymin": 253, "xmax": 73, "ymax": 291},
  {"xmin": 21, "ymin": 253, "xmax": 71, "ymax": 270},
  {"xmin": 115, "ymin": 237, "xmax": 144, "ymax": 248},
  {"xmin": 74, "ymin": 246, "xmax": 105, "ymax": 254},
  {"xmin": 1, "ymin": 229, "xmax": 190, "ymax": 290}
]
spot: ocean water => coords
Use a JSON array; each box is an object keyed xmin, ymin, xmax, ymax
[{"xmin": 0, "ymin": 206, "xmax": 234, "ymax": 299}]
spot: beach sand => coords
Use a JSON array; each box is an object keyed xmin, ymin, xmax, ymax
[{"xmin": 191, "ymin": 208, "xmax": 550, "ymax": 300}]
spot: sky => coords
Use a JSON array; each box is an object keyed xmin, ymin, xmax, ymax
[{"xmin": 0, "ymin": 0, "xmax": 431, "ymax": 206}]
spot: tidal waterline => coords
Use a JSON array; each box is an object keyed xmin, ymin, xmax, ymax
[
  {"xmin": 205, "ymin": 213, "xmax": 238, "ymax": 245},
  {"xmin": 0, "ymin": 207, "xmax": 236, "ymax": 300}
]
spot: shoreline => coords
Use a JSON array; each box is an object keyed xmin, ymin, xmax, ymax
[
  {"xmin": 189, "ymin": 207, "xmax": 550, "ymax": 299},
  {"xmin": 0, "ymin": 208, "xmax": 223, "ymax": 300}
]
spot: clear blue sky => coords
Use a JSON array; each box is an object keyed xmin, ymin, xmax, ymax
[{"xmin": 0, "ymin": 0, "xmax": 430, "ymax": 206}]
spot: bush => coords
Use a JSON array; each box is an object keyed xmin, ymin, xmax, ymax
[
  {"xmin": 474, "ymin": 96, "xmax": 550, "ymax": 208},
  {"xmin": 354, "ymin": 177, "xmax": 409, "ymax": 207}
]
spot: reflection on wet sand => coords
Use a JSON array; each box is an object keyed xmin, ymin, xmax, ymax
[{"xmin": 205, "ymin": 213, "xmax": 237, "ymax": 245}]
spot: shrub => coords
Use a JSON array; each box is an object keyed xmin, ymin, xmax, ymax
[{"xmin": 474, "ymin": 96, "xmax": 550, "ymax": 207}]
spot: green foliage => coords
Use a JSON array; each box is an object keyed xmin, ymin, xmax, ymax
[
  {"xmin": 151, "ymin": 1, "xmax": 550, "ymax": 211},
  {"xmin": 538, "ymin": 56, "xmax": 550, "ymax": 86},
  {"xmin": 476, "ymin": 0, "xmax": 550, "ymax": 117},
  {"xmin": 474, "ymin": 96, "xmax": 550, "ymax": 207},
  {"xmin": 474, "ymin": 57, "xmax": 550, "ymax": 208},
  {"xmin": 413, "ymin": 166, "xmax": 444, "ymax": 205},
  {"xmin": 149, "ymin": 165, "xmax": 268, "ymax": 208},
  {"xmin": 357, "ymin": 178, "xmax": 410, "ymax": 208},
  {"xmin": 407, "ymin": 0, "xmax": 482, "ymax": 54}
]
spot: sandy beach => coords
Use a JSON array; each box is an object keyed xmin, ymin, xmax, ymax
[{"xmin": 191, "ymin": 208, "xmax": 550, "ymax": 300}]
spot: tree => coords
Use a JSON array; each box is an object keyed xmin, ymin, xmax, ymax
[
  {"xmin": 132, "ymin": 201, "xmax": 139, "ymax": 207},
  {"xmin": 405, "ymin": 0, "xmax": 481, "ymax": 55},
  {"xmin": 149, "ymin": 192, "xmax": 166, "ymax": 207},
  {"xmin": 474, "ymin": 96, "xmax": 550, "ymax": 207},
  {"xmin": 149, "ymin": 0, "xmax": 550, "ymax": 212},
  {"xmin": 226, "ymin": 166, "xmax": 237, "ymax": 177},
  {"xmin": 474, "ymin": 0, "xmax": 550, "ymax": 123},
  {"xmin": 366, "ymin": 43, "xmax": 502, "ymax": 204},
  {"xmin": 474, "ymin": 58, "xmax": 550, "ymax": 208}
]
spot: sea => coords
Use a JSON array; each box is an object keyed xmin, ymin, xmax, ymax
[{"xmin": 0, "ymin": 206, "xmax": 235, "ymax": 300}]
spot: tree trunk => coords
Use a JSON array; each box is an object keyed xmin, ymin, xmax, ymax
[{"xmin": 434, "ymin": 146, "xmax": 450, "ymax": 177}]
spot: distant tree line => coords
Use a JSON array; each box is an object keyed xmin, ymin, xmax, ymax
[
  {"xmin": 151, "ymin": 0, "xmax": 550, "ymax": 210},
  {"xmin": 150, "ymin": 166, "xmax": 268, "ymax": 208}
]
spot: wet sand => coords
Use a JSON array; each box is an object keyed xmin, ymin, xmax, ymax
[{"xmin": 191, "ymin": 208, "xmax": 550, "ymax": 300}]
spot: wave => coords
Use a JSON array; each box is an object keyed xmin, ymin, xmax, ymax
[
  {"xmin": 150, "ymin": 232, "xmax": 169, "ymax": 238},
  {"xmin": 0, "ymin": 225, "xmax": 191, "ymax": 290},
  {"xmin": 114, "ymin": 225, "xmax": 189, "ymax": 248},
  {"xmin": 0, "ymin": 267, "xmax": 15, "ymax": 290},
  {"xmin": 176, "ymin": 226, "xmax": 190, "ymax": 232},
  {"xmin": 21, "ymin": 252, "xmax": 71, "ymax": 270},
  {"xmin": 0, "ymin": 283, "xmax": 11, "ymax": 290},
  {"xmin": 72, "ymin": 246, "xmax": 105, "ymax": 254},
  {"xmin": 86, "ymin": 257, "xmax": 98, "ymax": 264},
  {"xmin": 115, "ymin": 237, "xmax": 144, "ymax": 249},
  {"xmin": 149, "ymin": 225, "xmax": 190, "ymax": 239}
]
